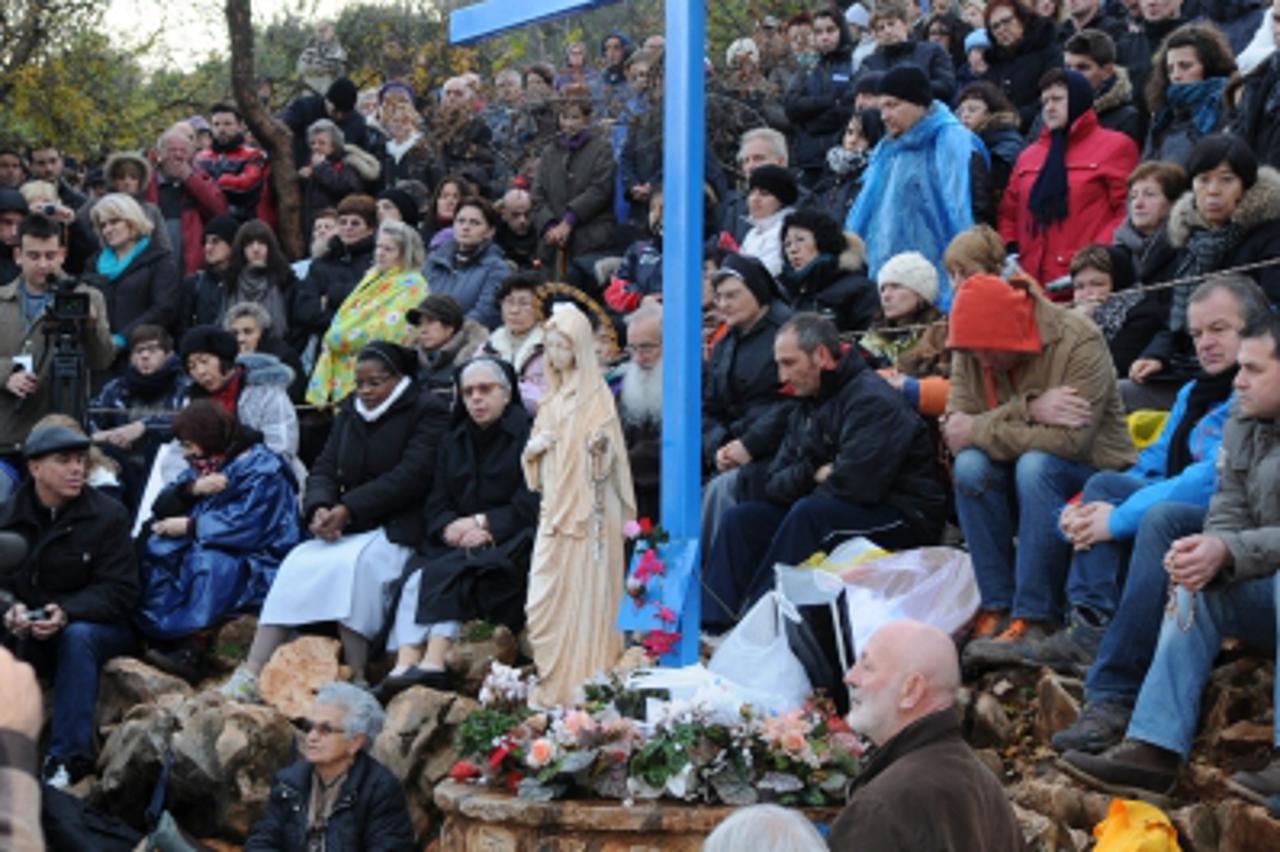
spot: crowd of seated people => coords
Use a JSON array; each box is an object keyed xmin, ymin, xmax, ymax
[{"xmin": 4, "ymin": 2, "xmax": 1280, "ymax": 830}]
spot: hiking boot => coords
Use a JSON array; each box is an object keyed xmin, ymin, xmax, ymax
[
  {"xmin": 1057, "ymin": 740, "xmax": 1179, "ymax": 806},
  {"xmin": 1229, "ymin": 753, "xmax": 1280, "ymax": 805},
  {"xmin": 218, "ymin": 665, "xmax": 259, "ymax": 703},
  {"xmin": 969, "ymin": 609, "xmax": 1007, "ymax": 641},
  {"xmin": 962, "ymin": 618, "xmax": 1051, "ymax": 671},
  {"xmin": 1051, "ymin": 700, "xmax": 1131, "ymax": 754},
  {"xmin": 1021, "ymin": 609, "xmax": 1107, "ymax": 675},
  {"xmin": 42, "ymin": 755, "xmax": 94, "ymax": 790}
]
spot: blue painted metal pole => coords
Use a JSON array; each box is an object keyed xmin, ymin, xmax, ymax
[{"xmin": 660, "ymin": 0, "xmax": 705, "ymax": 664}]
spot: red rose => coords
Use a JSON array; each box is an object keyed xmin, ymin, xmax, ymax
[
  {"xmin": 449, "ymin": 760, "xmax": 481, "ymax": 781},
  {"xmin": 638, "ymin": 517, "xmax": 654, "ymax": 535}
]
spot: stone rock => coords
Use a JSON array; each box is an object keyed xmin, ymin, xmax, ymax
[
  {"xmin": 210, "ymin": 614, "xmax": 258, "ymax": 672},
  {"xmin": 971, "ymin": 692, "xmax": 1014, "ymax": 747},
  {"xmin": 1213, "ymin": 720, "xmax": 1274, "ymax": 752},
  {"xmin": 1011, "ymin": 775, "xmax": 1111, "ymax": 832},
  {"xmin": 95, "ymin": 657, "xmax": 193, "ymax": 732},
  {"xmin": 257, "ymin": 636, "xmax": 342, "ymax": 718},
  {"xmin": 974, "ymin": 747, "xmax": 1005, "ymax": 780},
  {"xmin": 1035, "ymin": 673, "xmax": 1080, "ymax": 742},
  {"xmin": 373, "ymin": 686, "xmax": 456, "ymax": 783},
  {"xmin": 1217, "ymin": 799, "xmax": 1280, "ymax": 852},
  {"xmin": 1013, "ymin": 802, "xmax": 1088, "ymax": 852},
  {"xmin": 1202, "ymin": 658, "xmax": 1273, "ymax": 754},
  {"xmin": 445, "ymin": 624, "xmax": 519, "ymax": 694},
  {"xmin": 94, "ymin": 693, "xmax": 294, "ymax": 841},
  {"xmin": 1172, "ymin": 802, "xmax": 1220, "ymax": 852}
]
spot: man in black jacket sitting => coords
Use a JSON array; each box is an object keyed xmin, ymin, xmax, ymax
[
  {"xmin": 0, "ymin": 423, "xmax": 137, "ymax": 789},
  {"xmin": 701, "ymin": 313, "xmax": 946, "ymax": 632}
]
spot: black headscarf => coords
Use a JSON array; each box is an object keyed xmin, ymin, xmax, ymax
[
  {"xmin": 1028, "ymin": 70, "xmax": 1095, "ymax": 227},
  {"xmin": 356, "ymin": 341, "xmax": 417, "ymax": 377}
]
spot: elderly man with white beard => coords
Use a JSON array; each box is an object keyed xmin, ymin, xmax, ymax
[
  {"xmin": 829, "ymin": 620, "xmax": 1024, "ymax": 851},
  {"xmin": 617, "ymin": 304, "xmax": 662, "ymax": 521}
]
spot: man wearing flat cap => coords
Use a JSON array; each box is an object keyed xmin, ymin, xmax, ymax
[
  {"xmin": 844, "ymin": 65, "xmax": 991, "ymax": 309},
  {"xmin": 0, "ymin": 421, "xmax": 137, "ymax": 789}
]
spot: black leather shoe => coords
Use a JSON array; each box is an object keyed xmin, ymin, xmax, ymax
[{"xmin": 1057, "ymin": 740, "xmax": 1179, "ymax": 806}]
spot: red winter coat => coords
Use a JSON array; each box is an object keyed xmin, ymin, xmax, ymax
[
  {"xmin": 998, "ymin": 110, "xmax": 1137, "ymax": 299},
  {"xmin": 144, "ymin": 168, "xmax": 229, "ymax": 277}
]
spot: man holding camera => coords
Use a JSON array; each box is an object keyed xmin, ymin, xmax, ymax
[
  {"xmin": 0, "ymin": 214, "xmax": 113, "ymax": 460},
  {"xmin": 0, "ymin": 422, "xmax": 137, "ymax": 788}
]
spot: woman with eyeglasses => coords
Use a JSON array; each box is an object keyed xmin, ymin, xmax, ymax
[
  {"xmin": 245, "ymin": 682, "xmax": 415, "ymax": 851},
  {"xmin": 377, "ymin": 358, "xmax": 538, "ymax": 699},
  {"xmin": 476, "ymin": 272, "xmax": 547, "ymax": 413},
  {"xmin": 981, "ymin": 0, "xmax": 1064, "ymax": 132},
  {"xmin": 221, "ymin": 343, "xmax": 450, "ymax": 701}
]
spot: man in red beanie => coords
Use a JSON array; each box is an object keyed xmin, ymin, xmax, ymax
[{"xmin": 944, "ymin": 275, "xmax": 1134, "ymax": 670}]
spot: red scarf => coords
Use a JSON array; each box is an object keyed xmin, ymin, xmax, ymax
[{"xmin": 210, "ymin": 366, "xmax": 243, "ymax": 415}]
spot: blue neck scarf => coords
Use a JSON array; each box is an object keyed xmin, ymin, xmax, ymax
[
  {"xmin": 1154, "ymin": 77, "xmax": 1227, "ymax": 137},
  {"xmin": 96, "ymin": 236, "xmax": 151, "ymax": 281}
]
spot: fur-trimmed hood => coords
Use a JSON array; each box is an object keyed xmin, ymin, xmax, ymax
[
  {"xmin": 103, "ymin": 151, "xmax": 153, "ymax": 192},
  {"xmin": 839, "ymin": 232, "xmax": 866, "ymax": 272},
  {"xmin": 342, "ymin": 143, "xmax": 382, "ymax": 182},
  {"xmin": 1167, "ymin": 166, "xmax": 1280, "ymax": 248},
  {"xmin": 1094, "ymin": 67, "xmax": 1134, "ymax": 115},
  {"xmin": 238, "ymin": 351, "xmax": 295, "ymax": 388}
]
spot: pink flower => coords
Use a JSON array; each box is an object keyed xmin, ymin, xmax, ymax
[
  {"xmin": 526, "ymin": 737, "xmax": 557, "ymax": 768},
  {"xmin": 563, "ymin": 710, "xmax": 595, "ymax": 737},
  {"xmin": 641, "ymin": 630, "xmax": 681, "ymax": 658},
  {"xmin": 623, "ymin": 519, "xmax": 642, "ymax": 539},
  {"xmin": 780, "ymin": 731, "xmax": 808, "ymax": 754},
  {"xmin": 637, "ymin": 549, "xmax": 665, "ymax": 578},
  {"xmin": 655, "ymin": 605, "xmax": 677, "ymax": 624}
]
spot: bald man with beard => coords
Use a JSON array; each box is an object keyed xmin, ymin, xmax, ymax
[{"xmin": 830, "ymin": 620, "xmax": 1025, "ymax": 851}]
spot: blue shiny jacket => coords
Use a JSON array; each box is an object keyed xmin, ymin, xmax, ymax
[
  {"xmin": 1108, "ymin": 379, "xmax": 1232, "ymax": 539},
  {"xmin": 136, "ymin": 442, "xmax": 302, "ymax": 639}
]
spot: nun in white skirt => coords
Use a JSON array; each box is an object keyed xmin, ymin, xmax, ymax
[{"xmin": 220, "ymin": 342, "xmax": 450, "ymax": 700}]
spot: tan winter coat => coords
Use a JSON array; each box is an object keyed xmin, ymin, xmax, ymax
[{"xmin": 947, "ymin": 289, "xmax": 1135, "ymax": 469}]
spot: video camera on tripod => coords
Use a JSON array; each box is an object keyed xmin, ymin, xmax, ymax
[{"xmin": 22, "ymin": 274, "xmax": 93, "ymax": 426}]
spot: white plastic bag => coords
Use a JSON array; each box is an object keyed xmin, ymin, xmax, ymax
[
  {"xmin": 837, "ymin": 546, "xmax": 980, "ymax": 653},
  {"xmin": 707, "ymin": 591, "xmax": 812, "ymax": 714}
]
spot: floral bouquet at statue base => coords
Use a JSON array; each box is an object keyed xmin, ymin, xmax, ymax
[{"xmin": 449, "ymin": 663, "xmax": 864, "ymax": 806}]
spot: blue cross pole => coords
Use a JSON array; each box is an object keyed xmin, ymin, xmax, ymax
[{"xmin": 452, "ymin": 0, "xmax": 705, "ymax": 665}]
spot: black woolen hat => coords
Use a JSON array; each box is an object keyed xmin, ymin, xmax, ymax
[
  {"xmin": 713, "ymin": 252, "xmax": 778, "ymax": 306},
  {"xmin": 0, "ymin": 188, "xmax": 28, "ymax": 214},
  {"xmin": 377, "ymin": 187, "xmax": 421, "ymax": 228},
  {"xmin": 180, "ymin": 325, "xmax": 239, "ymax": 369},
  {"xmin": 878, "ymin": 65, "xmax": 932, "ymax": 107},
  {"xmin": 747, "ymin": 164, "xmax": 798, "ymax": 207},
  {"xmin": 357, "ymin": 341, "xmax": 417, "ymax": 377},
  {"xmin": 326, "ymin": 77, "xmax": 359, "ymax": 113},
  {"xmin": 203, "ymin": 214, "xmax": 240, "ymax": 245}
]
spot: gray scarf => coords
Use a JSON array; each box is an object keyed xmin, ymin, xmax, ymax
[
  {"xmin": 1171, "ymin": 223, "xmax": 1242, "ymax": 332},
  {"xmin": 231, "ymin": 267, "xmax": 290, "ymax": 337}
]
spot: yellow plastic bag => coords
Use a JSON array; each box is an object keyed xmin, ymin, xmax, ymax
[
  {"xmin": 1127, "ymin": 410, "xmax": 1170, "ymax": 450},
  {"xmin": 1093, "ymin": 798, "xmax": 1181, "ymax": 852}
]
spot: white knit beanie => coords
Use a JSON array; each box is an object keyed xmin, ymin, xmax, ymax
[{"xmin": 877, "ymin": 251, "xmax": 939, "ymax": 306}]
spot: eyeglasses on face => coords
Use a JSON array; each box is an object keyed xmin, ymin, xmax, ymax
[{"xmin": 299, "ymin": 718, "xmax": 346, "ymax": 736}]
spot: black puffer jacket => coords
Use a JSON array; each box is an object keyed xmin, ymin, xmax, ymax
[
  {"xmin": 778, "ymin": 239, "xmax": 879, "ymax": 332},
  {"xmin": 298, "ymin": 234, "xmax": 376, "ymax": 331},
  {"xmin": 244, "ymin": 751, "xmax": 415, "ymax": 852},
  {"xmin": 702, "ymin": 303, "xmax": 796, "ymax": 467},
  {"xmin": 86, "ymin": 240, "xmax": 181, "ymax": 337},
  {"xmin": 0, "ymin": 480, "xmax": 137, "ymax": 623},
  {"xmin": 304, "ymin": 380, "xmax": 450, "ymax": 548},
  {"xmin": 784, "ymin": 18, "xmax": 857, "ymax": 181},
  {"xmin": 983, "ymin": 14, "xmax": 1063, "ymax": 132},
  {"xmin": 858, "ymin": 40, "xmax": 956, "ymax": 102},
  {"xmin": 764, "ymin": 351, "xmax": 946, "ymax": 544},
  {"xmin": 1231, "ymin": 52, "xmax": 1280, "ymax": 170}
]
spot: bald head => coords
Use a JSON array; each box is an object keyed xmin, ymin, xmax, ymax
[{"xmin": 845, "ymin": 620, "xmax": 960, "ymax": 746}]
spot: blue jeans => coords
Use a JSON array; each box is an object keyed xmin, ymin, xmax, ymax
[
  {"xmin": 1065, "ymin": 471, "xmax": 1145, "ymax": 618},
  {"xmin": 701, "ymin": 496, "xmax": 921, "ymax": 631},
  {"xmin": 22, "ymin": 620, "xmax": 136, "ymax": 762},
  {"xmin": 1084, "ymin": 501, "xmax": 1205, "ymax": 706},
  {"xmin": 1128, "ymin": 575, "xmax": 1278, "ymax": 758},
  {"xmin": 952, "ymin": 448, "xmax": 1096, "ymax": 622}
]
